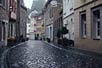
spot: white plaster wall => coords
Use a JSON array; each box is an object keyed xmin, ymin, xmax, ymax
[{"xmin": 63, "ymin": 0, "xmax": 74, "ymax": 40}]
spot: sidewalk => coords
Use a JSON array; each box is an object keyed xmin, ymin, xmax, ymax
[
  {"xmin": 0, "ymin": 47, "xmax": 8, "ymax": 58},
  {"xmin": 44, "ymin": 41, "xmax": 102, "ymax": 59}
]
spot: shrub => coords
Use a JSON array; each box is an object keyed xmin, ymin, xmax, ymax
[
  {"xmin": 57, "ymin": 38, "xmax": 62, "ymax": 44},
  {"xmin": 61, "ymin": 27, "xmax": 68, "ymax": 34},
  {"xmin": 46, "ymin": 38, "xmax": 50, "ymax": 43},
  {"xmin": 57, "ymin": 29, "xmax": 62, "ymax": 38},
  {"xmin": 62, "ymin": 37, "xmax": 68, "ymax": 46}
]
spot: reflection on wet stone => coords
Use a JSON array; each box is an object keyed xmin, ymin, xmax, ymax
[{"xmin": 6, "ymin": 41, "xmax": 102, "ymax": 68}]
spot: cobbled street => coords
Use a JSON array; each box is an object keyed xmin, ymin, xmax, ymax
[{"xmin": 2, "ymin": 40, "xmax": 102, "ymax": 68}]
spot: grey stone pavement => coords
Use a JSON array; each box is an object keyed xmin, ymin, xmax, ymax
[{"xmin": 0, "ymin": 40, "xmax": 102, "ymax": 68}]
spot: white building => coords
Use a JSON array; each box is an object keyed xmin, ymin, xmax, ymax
[
  {"xmin": 29, "ymin": 17, "xmax": 37, "ymax": 40},
  {"xmin": 26, "ymin": 23, "xmax": 30, "ymax": 38},
  {"xmin": 63, "ymin": 0, "xmax": 74, "ymax": 40}
]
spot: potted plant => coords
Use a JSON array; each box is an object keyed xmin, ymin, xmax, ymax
[
  {"xmin": 57, "ymin": 27, "xmax": 68, "ymax": 46},
  {"xmin": 57, "ymin": 29, "xmax": 62, "ymax": 44},
  {"xmin": 61, "ymin": 27, "xmax": 68, "ymax": 34},
  {"xmin": 7, "ymin": 36, "xmax": 16, "ymax": 47},
  {"xmin": 46, "ymin": 38, "xmax": 50, "ymax": 43}
]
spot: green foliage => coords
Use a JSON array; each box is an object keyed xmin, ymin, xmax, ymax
[
  {"xmin": 57, "ymin": 29, "xmax": 62, "ymax": 38},
  {"xmin": 61, "ymin": 27, "xmax": 68, "ymax": 34}
]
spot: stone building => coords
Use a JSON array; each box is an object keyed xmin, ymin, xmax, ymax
[
  {"xmin": 20, "ymin": 1, "xmax": 27, "ymax": 40},
  {"xmin": 8, "ymin": 0, "xmax": 17, "ymax": 41},
  {"xmin": 35, "ymin": 15, "xmax": 44, "ymax": 40},
  {"xmin": 53, "ymin": 0, "xmax": 63, "ymax": 44},
  {"xmin": 44, "ymin": 0, "xmax": 63, "ymax": 44},
  {"xmin": 0, "ymin": 0, "xmax": 9, "ymax": 46},
  {"xmin": 29, "ymin": 16, "xmax": 37, "ymax": 40},
  {"xmin": 74, "ymin": 0, "xmax": 102, "ymax": 53},
  {"xmin": 44, "ymin": 0, "xmax": 54, "ymax": 42},
  {"xmin": 31, "ymin": 0, "xmax": 46, "ymax": 14}
]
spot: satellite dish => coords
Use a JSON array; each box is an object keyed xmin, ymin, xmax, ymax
[{"xmin": 50, "ymin": 0, "xmax": 57, "ymax": 7}]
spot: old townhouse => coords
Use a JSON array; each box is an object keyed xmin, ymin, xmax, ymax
[
  {"xmin": 44, "ymin": 0, "xmax": 63, "ymax": 44},
  {"xmin": 74, "ymin": 0, "xmax": 102, "ymax": 53},
  {"xmin": 44, "ymin": 0, "xmax": 54, "ymax": 42},
  {"xmin": 8, "ymin": 0, "xmax": 17, "ymax": 45},
  {"xmin": 0, "ymin": 0, "xmax": 9, "ymax": 46},
  {"xmin": 53, "ymin": 0, "xmax": 63, "ymax": 44},
  {"xmin": 20, "ymin": 0, "xmax": 27, "ymax": 40}
]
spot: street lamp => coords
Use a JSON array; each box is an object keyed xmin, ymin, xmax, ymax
[
  {"xmin": 50, "ymin": 0, "xmax": 63, "ymax": 7},
  {"xmin": 50, "ymin": 0, "xmax": 58, "ymax": 7}
]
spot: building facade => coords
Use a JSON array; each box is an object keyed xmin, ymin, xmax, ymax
[
  {"xmin": 44, "ymin": 0, "xmax": 63, "ymax": 44},
  {"xmin": 8, "ymin": 0, "xmax": 17, "ymax": 42},
  {"xmin": 29, "ymin": 15, "xmax": 44, "ymax": 40},
  {"xmin": 53, "ymin": 0, "xmax": 63, "ymax": 44},
  {"xmin": 26, "ymin": 18, "xmax": 30, "ymax": 38},
  {"xmin": 0, "ymin": 0, "xmax": 9, "ymax": 46},
  {"xmin": 29, "ymin": 17, "xmax": 36, "ymax": 40},
  {"xmin": 63, "ymin": 0, "xmax": 74, "ymax": 40},
  {"xmin": 20, "ymin": 3, "xmax": 27, "ymax": 39},
  {"xmin": 35, "ymin": 15, "xmax": 44, "ymax": 40},
  {"xmin": 74, "ymin": 0, "xmax": 102, "ymax": 53},
  {"xmin": 44, "ymin": 0, "xmax": 54, "ymax": 41}
]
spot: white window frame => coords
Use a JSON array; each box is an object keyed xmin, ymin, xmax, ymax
[
  {"xmin": 92, "ymin": 6, "xmax": 101, "ymax": 40},
  {"xmin": 96, "ymin": 18, "xmax": 100, "ymax": 39},
  {"xmin": 80, "ymin": 11, "xmax": 87, "ymax": 38},
  {"xmin": 83, "ymin": 21, "xmax": 87, "ymax": 38}
]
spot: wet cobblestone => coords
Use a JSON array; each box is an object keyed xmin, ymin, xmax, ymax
[{"xmin": 4, "ymin": 40, "xmax": 102, "ymax": 68}]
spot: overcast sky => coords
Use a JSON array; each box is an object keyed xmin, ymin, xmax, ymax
[
  {"xmin": 24, "ymin": 0, "xmax": 47, "ymax": 9},
  {"xmin": 24, "ymin": 0, "xmax": 33, "ymax": 9}
]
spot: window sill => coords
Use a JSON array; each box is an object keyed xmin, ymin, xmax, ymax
[
  {"xmin": 93, "ymin": 38, "xmax": 100, "ymax": 40},
  {"xmin": 0, "ymin": 4, "xmax": 2, "ymax": 7},
  {"xmin": 81, "ymin": 36, "xmax": 87, "ymax": 39},
  {"xmin": 0, "ymin": 4, "xmax": 6, "ymax": 10}
]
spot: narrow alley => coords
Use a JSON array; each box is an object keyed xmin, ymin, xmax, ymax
[{"xmin": 1, "ymin": 40, "xmax": 101, "ymax": 68}]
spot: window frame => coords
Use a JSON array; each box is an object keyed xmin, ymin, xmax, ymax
[
  {"xmin": 0, "ymin": 0, "xmax": 6, "ymax": 8},
  {"xmin": 91, "ymin": 6, "xmax": 102, "ymax": 40},
  {"xmin": 80, "ymin": 11, "xmax": 87, "ymax": 38}
]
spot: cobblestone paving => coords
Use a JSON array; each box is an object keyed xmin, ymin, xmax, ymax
[{"xmin": 4, "ymin": 40, "xmax": 102, "ymax": 68}]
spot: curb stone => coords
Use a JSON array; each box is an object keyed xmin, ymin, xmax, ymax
[
  {"xmin": 0, "ymin": 42, "xmax": 26, "ymax": 68},
  {"xmin": 0, "ymin": 49, "xmax": 9, "ymax": 68}
]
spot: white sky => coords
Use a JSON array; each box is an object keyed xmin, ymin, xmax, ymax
[
  {"xmin": 24, "ymin": 0, "xmax": 48, "ymax": 9},
  {"xmin": 24, "ymin": 0, "xmax": 33, "ymax": 9}
]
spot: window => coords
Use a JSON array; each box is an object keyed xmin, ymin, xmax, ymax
[
  {"xmin": 80, "ymin": 11, "xmax": 87, "ymax": 38},
  {"xmin": 2, "ymin": 0, "xmax": 6, "ymax": 7},
  {"xmin": 0, "ymin": 0, "xmax": 6, "ymax": 7},
  {"xmin": 92, "ymin": 8, "xmax": 101, "ymax": 39}
]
